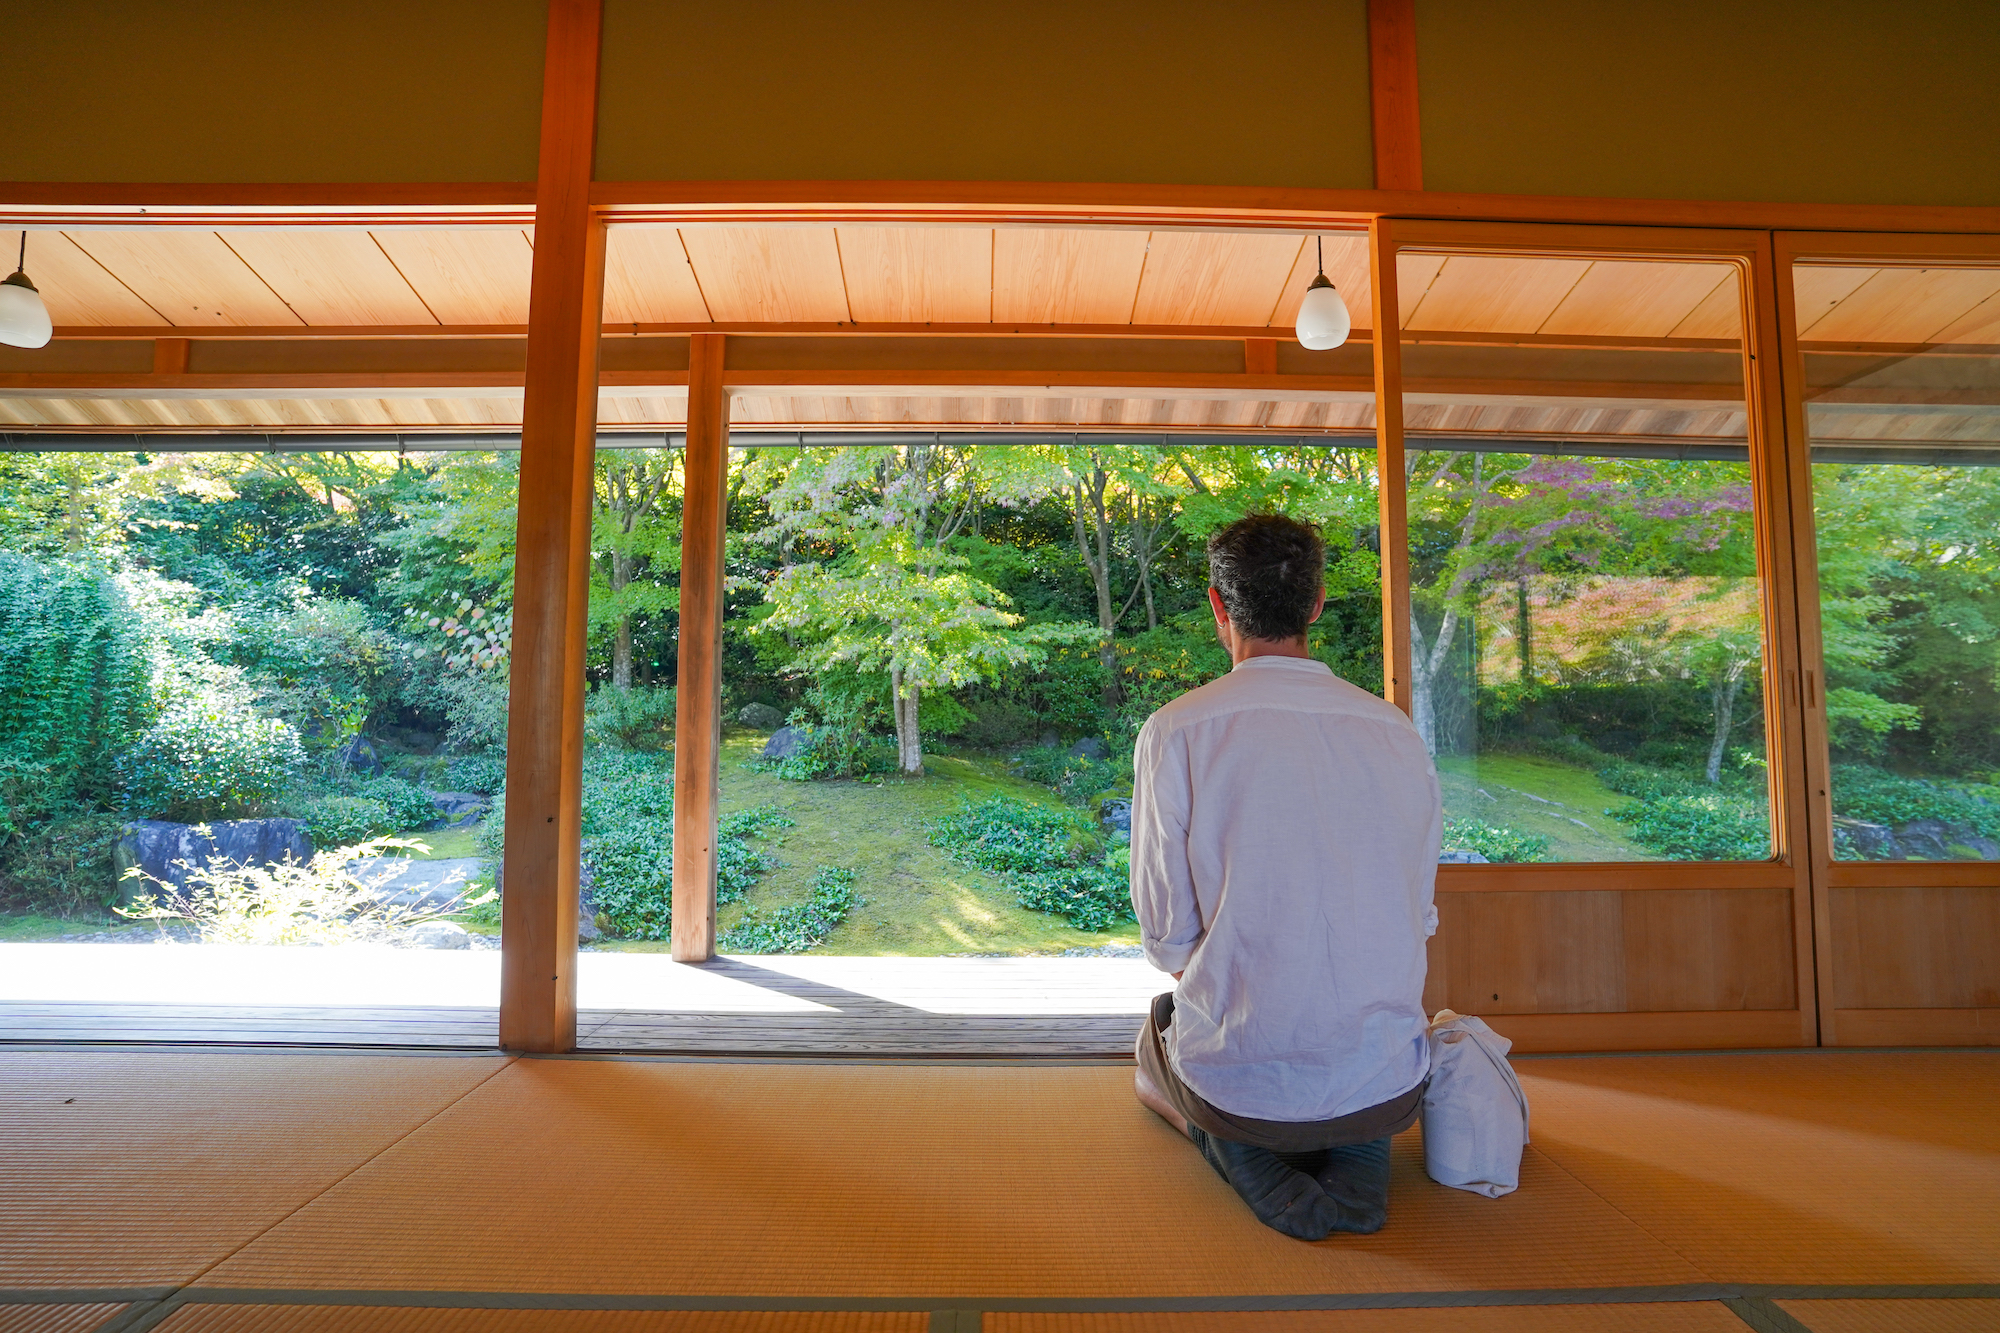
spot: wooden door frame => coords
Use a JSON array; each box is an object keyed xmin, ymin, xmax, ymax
[
  {"xmin": 1369, "ymin": 217, "xmax": 1820, "ymax": 1049},
  {"xmin": 1774, "ymin": 229, "xmax": 2000, "ymax": 1047}
]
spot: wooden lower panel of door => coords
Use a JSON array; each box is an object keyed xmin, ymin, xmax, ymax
[
  {"xmin": 1423, "ymin": 887, "xmax": 1805, "ymax": 1053},
  {"xmin": 1826, "ymin": 884, "xmax": 2000, "ymax": 1047}
]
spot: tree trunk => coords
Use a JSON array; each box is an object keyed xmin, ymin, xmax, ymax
[
  {"xmin": 1516, "ymin": 574, "xmax": 1533, "ymax": 683},
  {"xmin": 890, "ymin": 663, "xmax": 922, "ymax": 774},
  {"xmin": 1407, "ymin": 605, "xmax": 1461, "ymax": 758},
  {"xmin": 1706, "ymin": 662, "xmax": 1747, "ymax": 785},
  {"xmin": 610, "ymin": 550, "xmax": 635, "ymax": 690},
  {"xmin": 1071, "ymin": 472, "xmax": 1123, "ymax": 708}
]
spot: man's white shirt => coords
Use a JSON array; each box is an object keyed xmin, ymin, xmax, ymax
[{"xmin": 1130, "ymin": 655, "xmax": 1441, "ymax": 1123}]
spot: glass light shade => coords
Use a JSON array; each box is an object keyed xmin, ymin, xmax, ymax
[
  {"xmin": 0, "ymin": 274, "xmax": 51, "ymax": 349},
  {"xmin": 1295, "ymin": 278, "xmax": 1350, "ymax": 351}
]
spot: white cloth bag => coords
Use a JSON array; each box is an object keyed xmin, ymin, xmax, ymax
[{"xmin": 1419, "ymin": 1009, "xmax": 1530, "ymax": 1198}]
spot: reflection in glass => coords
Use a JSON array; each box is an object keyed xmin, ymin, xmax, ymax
[
  {"xmin": 1398, "ymin": 252, "xmax": 1773, "ymax": 863},
  {"xmin": 1798, "ymin": 261, "xmax": 2000, "ymax": 862}
]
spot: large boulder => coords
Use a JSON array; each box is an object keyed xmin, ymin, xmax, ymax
[
  {"xmin": 1894, "ymin": 818, "xmax": 1953, "ymax": 861},
  {"xmin": 1066, "ymin": 736, "xmax": 1109, "ymax": 762},
  {"xmin": 114, "ymin": 819, "xmax": 314, "ymax": 905},
  {"xmin": 1099, "ymin": 798, "xmax": 1132, "ymax": 839},
  {"xmin": 1438, "ymin": 848, "xmax": 1490, "ymax": 864},
  {"xmin": 1834, "ymin": 817, "xmax": 1900, "ymax": 860},
  {"xmin": 762, "ymin": 726, "xmax": 810, "ymax": 761},
  {"xmin": 737, "ymin": 702, "xmax": 785, "ymax": 730},
  {"xmin": 403, "ymin": 920, "xmax": 471, "ymax": 950},
  {"xmin": 334, "ymin": 733, "xmax": 386, "ymax": 776},
  {"xmin": 425, "ymin": 790, "xmax": 490, "ymax": 829},
  {"xmin": 345, "ymin": 856, "xmax": 486, "ymax": 911}
]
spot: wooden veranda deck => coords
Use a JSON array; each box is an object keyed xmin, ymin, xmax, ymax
[{"xmin": 0, "ymin": 945, "xmax": 1160, "ymax": 1057}]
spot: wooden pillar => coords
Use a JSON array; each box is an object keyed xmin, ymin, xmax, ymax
[
  {"xmin": 498, "ymin": 0, "xmax": 603, "ymax": 1053},
  {"xmin": 1369, "ymin": 217, "xmax": 1413, "ymax": 715},
  {"xmin": 1367, "ymin": 0, "xmax": 1424, "ymax": 192},
  {"xmin": 671, "ymin": 333, "xmax": 729, "ymax": 962}
]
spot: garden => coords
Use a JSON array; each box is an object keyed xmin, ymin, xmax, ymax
[{"xmin": 0, "ymin": 437, "xmax": 1993, "ymax": 957}]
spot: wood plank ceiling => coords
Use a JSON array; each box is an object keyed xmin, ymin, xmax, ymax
[{"xmin": 2, "ymin": 228, "xmax": 1994, "ymax": 440}]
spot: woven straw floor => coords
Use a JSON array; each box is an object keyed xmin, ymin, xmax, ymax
[{"xmin": 1, "ymin": 1049, "xmax": 1994, "ymax": 1333}]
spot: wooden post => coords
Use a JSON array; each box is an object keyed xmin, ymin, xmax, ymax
[
  {"xmin": 1368, "ymin": 0, "xmax": 1424, "ymax": 192},
  {"xmin": 498, "ymin": 0, "xmax": 603, "ymax": 1054},
  {"xmin": 672, "ymin": 333, "xmax": 729, "ymax": 962},
  {"xmin": 1369, "ymin": 217, "xmax": 1413, "ymax": 714}
]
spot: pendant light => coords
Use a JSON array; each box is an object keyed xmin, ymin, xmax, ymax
[
  {"xmin": 1294, "ymin": 235, "xmax": 1351, "ymax": 351},
  {"xmin": 0, "ymin": 232, "xmax": 52, "ymax": 349}
]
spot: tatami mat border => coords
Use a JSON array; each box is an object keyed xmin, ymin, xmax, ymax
[{"xmin": 12, "ymin": 1283, "xmax": 1997, "ymax": 1318}]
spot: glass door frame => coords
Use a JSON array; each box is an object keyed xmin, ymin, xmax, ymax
[
  {"xmin": 1371, "ymin": 217, "xmax": 1819, "ymax": 1049},
  {"xmin": 1775, "ymin": 229, "xmax": 2000, "ymax": 1046}
]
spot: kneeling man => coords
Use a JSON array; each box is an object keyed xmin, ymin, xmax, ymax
[{"xmin": 1131, "ymin": 513, "xmax": 1441, "ymax": 1240}]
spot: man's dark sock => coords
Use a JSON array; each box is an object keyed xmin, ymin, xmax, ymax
[
  {"xmin": 1188, "ymin": 1126, "xmax": 1343, "ymax": 1241},
  {"xmin": 1313, "ymin": 1137, "xmax": 1392, "ymax": 1234}
]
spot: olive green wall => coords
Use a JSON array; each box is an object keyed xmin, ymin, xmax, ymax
[
  {"xmin": 2, "ymin": 1, "xmax": 546, "ymax": 183},
  {"xmin": 593, "ymin": 0, "xmax": 1375, "ymax": 188},
  {"xmin": 1416, "ymin": 0, "xmax": 2000, "ymax": 206}
]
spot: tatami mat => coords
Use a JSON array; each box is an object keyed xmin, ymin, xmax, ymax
[
  {"xmin": 7, "ymin": 1049, "xmax": 1999, "ymax": 1315},
  {"xmin": 202, "ymin": 1060, "xmax": 1704, "ymax": 1297},
  {"xmin": 986, "ymin": 1306, "xmax": 1750, "ymax": 1332},
  {"xmin": 0, "ymin": 1051, "xmax": 511, "ymax": 1288},
  {"xmin": 153, "ymin": 1310, "xmax": 924, "ymax": 1333},
  {"xmin": 1520, "ymin": 1053, "xmax": 2000, "ymax": 1285},
  {"xmin": 0, "ymin": 1306, "xmax": 124, "ymax": 1333},
  {"xmin": 1777, "ymin": 1299, "xmax": 2000, "ymax": 1332}
]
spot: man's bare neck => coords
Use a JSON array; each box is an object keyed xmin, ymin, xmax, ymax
[{"xmin": 1228, "ymin": 636, "xmax": 1312, "ymax": 666}]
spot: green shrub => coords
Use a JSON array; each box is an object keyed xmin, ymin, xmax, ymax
[
  {"xmin": 584, "ymin": 685, "xmax": 677, "ymax": 750},
  {"xmin": 295, "ymin": 794, "xmax": 397, "ymax": 846},
  {"xmin": 0, "ymin": 553, "xmax": 152, "ymax": 838},
  {"xmin": 444, "ymin": 754, "xmax": 507, "ymax": 794},
  {"xmin": 1441, "ymin": 819, "xmax": 1550, "ymax": 864},
  {"xmin": 352, "ymin": 775, "xmax": 438, "ymax": 831},
  {"xmin": 0, "ymin": 813, "xmax": 126, "ymax": 916},
  {"xmin": 753, "ymin": 720, "xmax": 898, "ymax": 782},
  {"xmin": 117, "ymin": 691, "xmax": 304, "ymax": 822},
  {"xmin": 1009, "ymin": 744, "xmax": 1131, "ymax": 807},
  {"xmin": 958, "ymin": 698, "xmax": 1039, "ymax": 748},
  {"xmin": 930, "ymin": 794, "xmax": 1132, "ymax": 931},
  {"xmin": 718, "ymin": 866, "xmax": 859, "ymax": 953}
]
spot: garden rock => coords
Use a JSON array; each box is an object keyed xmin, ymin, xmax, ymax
[
  {"xmin": 1066, "ymin": 736, "xmax": 1109, "ymax": 761},
  {"xmin": 1438, "ymin": 848, "xmax": 1490, "ymax": 864},
  {"xmin": 1099, "ymin": 798, "xmax": 1132, "ymax": 837},
  {"xmin": 346, "ymin": 856, "xmax": 486, "ymax": 911},
  {"xmin": 762, "ymin": 726, "xmax": 810, "ymax": 761},
  {"xmin": 404, "ymin": 920, "xmax": 471, "ymax": 950},
  {"xmin": 1835, "ymin": 818, "xmax": 1900, "ymax": 860},
  {"xmin": 1038, "ymin": 730, "xmax": 1061, "ymax": 748},
  {"xmin": 737, "ymin": 702, "xmax": 785, "ymax": 730},
  {"xmin": 426, "ymin": 790, "xmax": 490, "ymax": 829},
  {"xmin": 114, "ymin": 819, "xmax": 314, "ymax": 904},
  {"xmin": 1894, "ymin": 819, "xmax": 1954, "ymax": 861},
  {"xmin": 335, "ymin": 734, "xmax": 386, "ymax": 776}
]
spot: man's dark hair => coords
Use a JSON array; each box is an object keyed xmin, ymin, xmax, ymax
[{"xmin": 1207, "ymin": 513, "xmax": 1326, "ymax": 642}]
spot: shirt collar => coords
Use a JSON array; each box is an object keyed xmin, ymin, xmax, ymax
[{"xmin": 1230, "ymin": 654, "xmax": 1334, "ymax": 675}]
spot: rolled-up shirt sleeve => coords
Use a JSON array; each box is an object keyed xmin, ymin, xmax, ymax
[{"xmin": 1130, "ymin": 716, "xmax": 1203, "ymax": 974}]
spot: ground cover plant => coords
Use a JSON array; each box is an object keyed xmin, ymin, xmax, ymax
[
  {"xmin": 929, "ymin": 793, "xmax": 1133, "ymax": 931},
  {"xmin": 717, "ymin": 865, "xmax": 859, "ymax": 953}
]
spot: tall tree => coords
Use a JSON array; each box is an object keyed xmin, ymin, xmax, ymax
[
  {"xmin": 590, "ymin": 448, "xmax": 681, "ymax": 690},
  {"xmin": 754, "ymin": 443, "xmax": 1092, "ymax": 773}
]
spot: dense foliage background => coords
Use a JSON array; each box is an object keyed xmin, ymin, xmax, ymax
[{"xmin": 0, "ymin": 438, "xmax": 1993, "ymax": 926}]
